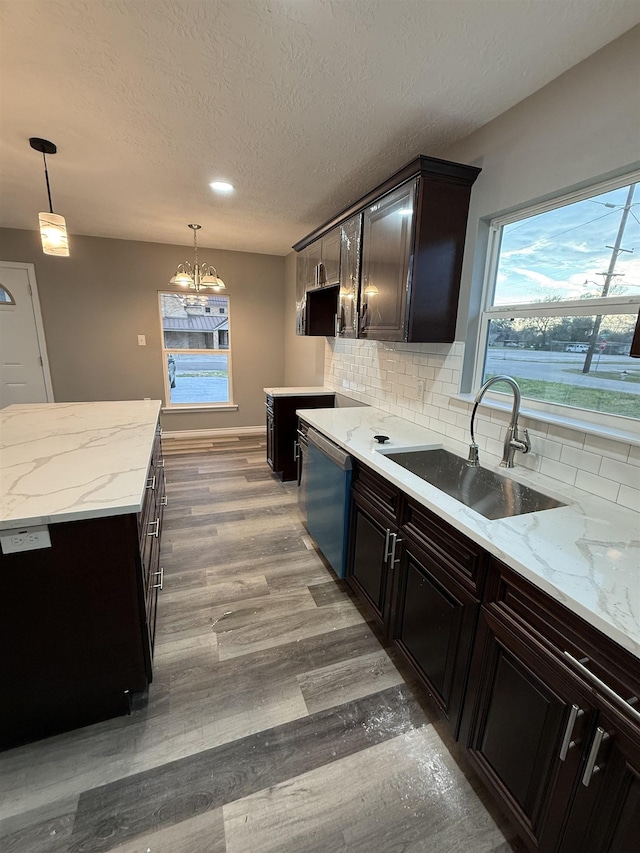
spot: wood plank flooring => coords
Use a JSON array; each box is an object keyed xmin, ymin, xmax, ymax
[{"xmin": 0, "ymin": 435, "xmax": 523, "ymax": 853}]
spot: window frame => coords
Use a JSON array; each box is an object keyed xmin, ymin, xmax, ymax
[
  {"xmin": 159, "ymin": 290, "xmax": 234, "ymax": 409},
  {"xmin": 472, "ymin": 170, "xmax": 640, "ymax": 432}
]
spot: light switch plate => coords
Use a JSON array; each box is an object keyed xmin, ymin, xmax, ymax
[
  {"xmin": 0, "ymin": 524, "xmax": 52, "ymax": 554},
  {"xmin": 138, "ymin": 334, "xmax": 146, "ymax": 346}
]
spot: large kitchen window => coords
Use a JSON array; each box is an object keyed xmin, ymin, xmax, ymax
[
  {"xmin": 475, "ymin": 174, "xmax": 640, "ymax": 426},
  {"xmin": 160, "ymin": 292, "xmax": 232, "ymax": 407}
]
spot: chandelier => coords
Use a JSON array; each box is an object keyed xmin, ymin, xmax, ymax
[
  {"xmin": 29, "ymin": 137, "xmax": 69, "ymax": 257},
  {"xmin": 169, "ymin": 224, "xmax": 225, "ymax": 291}
]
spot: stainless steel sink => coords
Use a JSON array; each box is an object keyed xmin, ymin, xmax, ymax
[{"xmin": 381, "ymin": 448, "xmax": 566, "ymax": 520}]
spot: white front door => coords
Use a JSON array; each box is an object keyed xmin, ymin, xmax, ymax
[{"xmin": 0, "ymin": 262, "xmax": 53, "ymax": 408}]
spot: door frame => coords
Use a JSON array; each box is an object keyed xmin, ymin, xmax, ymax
[{"xmin": 0, "ymin": 260, "xmax": 54, "ymax": 402}]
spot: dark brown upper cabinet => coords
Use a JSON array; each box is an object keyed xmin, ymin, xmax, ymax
[
  {"xmin": 360, "ymin": 180, "xmax": 416, "ymax": 340},
  {"xmin": 293, "ymin": 155, "xmax": 481, "ymax": 343},
  {"xmin": 337, "ymin": 214, "xmax": 362, "ymax": 339}
]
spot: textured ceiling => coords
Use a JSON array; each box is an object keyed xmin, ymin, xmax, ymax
[{"xmin": 1, "ymin": 0, "xmax": 639, "ymax": 256}]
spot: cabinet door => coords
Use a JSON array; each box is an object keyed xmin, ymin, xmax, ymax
[
  {"xmin": 320, "ymin": 226, "xmax": 341, "ymax": 285},
  {"xmin": 359, "ymin": 179, "xmax": 417, "ymax": 341},
  {"xmin": 559, "ymin": 704, "xmax": 640, "ymax": 853},
  {"xmin": 465, "ymin": 609, "xmax": 595, "ymax": 852},
  {"xmin": 266, "ymin": 405, "xmax": 275, "ymax": 471},
  {"xmin": 295, "ymin": 253, "xmax": 307, "ymax": 335},
  {"xmin": 305, "ymin": 240, "xmax": 322, "ymax": 289},
  {"xmin": 347, "ymin": 493, "xmax": 394, "ymax": 627},
  {"xmin": 337, "ymin": 215, "xmax": 361, "ymax": 338},
  {"xmin": 392, "ymin": 542, "xmax": 478, "ymax": 733}
]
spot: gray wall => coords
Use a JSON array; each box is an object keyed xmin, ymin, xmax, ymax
[
  {"xmin": 0, "ymin": 228, "xmax": 286, "ymax": 431},
  {"xmin": 439, "ymin": 26, "xmax": 640, "ymax": 383}
]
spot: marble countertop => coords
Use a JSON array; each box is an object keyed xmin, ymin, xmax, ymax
[
  {"xmin": 264, "ymin": 386, "xmax": 334, "ymax": 397},
  {"xmin": 0, "ymin": 401, "xmax": 162, "ymax": 529},
  {"xmin": 296, "ymin": 404, "xmax": 640, "ymax": 659}
]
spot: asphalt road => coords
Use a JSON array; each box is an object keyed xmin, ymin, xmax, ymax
[
  {"xmin": 168, "ymin": 353, "xmax": 229, "ymax": 403},
  {"xmin": 486, "ymin": 350, "xmax": 638, "ymax": 393}
]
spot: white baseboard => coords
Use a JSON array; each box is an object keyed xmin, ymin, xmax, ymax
[{"xmin": 162, "ymin": 425, "xmax": 266, "ymax": 440}]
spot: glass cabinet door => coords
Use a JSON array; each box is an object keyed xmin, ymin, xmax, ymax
[
  {"xmin": 305, "ymin": 240, "xmax": 322, "ymax": 289},
  {"xmin": 295, "ymin": 252, "xmax": 307, "ymax": 336},
  {"xmin": 359, "ymin": 179, "xmax": 417, "ymax": 341},
  {"xmin": 320, "ymin": 226, "xmax": 341, "ymax": 285},
  {"xmin": 337, "ymin": 214, "xmax": 362, "ymax": 338}
]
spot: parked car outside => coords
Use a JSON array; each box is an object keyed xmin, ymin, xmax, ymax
[{"xmin": 566, "ymin": 343, "xmax": 589, "ymax": 353}]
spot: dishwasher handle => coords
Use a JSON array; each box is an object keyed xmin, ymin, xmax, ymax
[{"xmin": 307, "ymin": 428, "xmax": 352, "ymax": 470}]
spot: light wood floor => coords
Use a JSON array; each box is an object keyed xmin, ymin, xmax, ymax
[{"xmin": 0, "ymin": 436, "xmax": 522, "ymax": 853}]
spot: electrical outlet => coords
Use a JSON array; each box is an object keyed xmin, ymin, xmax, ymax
[
  {"xmin": 416, "ymin": 379, "xmax": 425, "ymax": 399},
  {"xmin": 1, "ymin": 524, "xmax": 51, "ymax": 554},
  {"xmin": 137, "ymin": 335, "xmax": 146, "ymax": 346}
]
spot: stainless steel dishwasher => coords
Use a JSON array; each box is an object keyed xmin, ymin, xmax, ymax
[{"xmin": 305, "ymin": 428, "xmax": 352, "ymax": 578}]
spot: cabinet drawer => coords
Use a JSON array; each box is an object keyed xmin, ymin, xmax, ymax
[
  {"xmin": 352, "ymin": 461, "xmax": 401, "ymax": 523},
  {"xmin": 401, "ymin": 498, "xmax": 486, "ymax": 596},
  {"xmin": 484, "ymin": 558, "xmax": 640, "ymax": 718}
]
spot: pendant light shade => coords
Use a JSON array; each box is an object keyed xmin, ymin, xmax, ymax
[
  {"xmin": 38, "ymin": 212, "xmax": 69, "ymax": 256},
  {"xmin": 169, "ymin": 224, "xmax": 225, "ymax": 291},
  {"xmin": 29, "ymin": 137, "xmax": 69, "ymax": 257}
]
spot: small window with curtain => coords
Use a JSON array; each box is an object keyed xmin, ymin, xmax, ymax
[{"xmin": 160, "ymin": 292, "xmax": 232, "ymax": 406}]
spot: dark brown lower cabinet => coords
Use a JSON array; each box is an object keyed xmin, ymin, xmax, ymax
[
  {"xmin": 348, "ymin": 490, "xmax": 396, "ymax": 628},
  {"xmin": 464, "ymin": 609, "xmax": 596, "ymax": 851},
  {"xmin": 347, "ymin": 466, "xmax": 481, "ymax": 735},
  {"xmin": 392, "ymin": 541, "xmax": 478, "ymax": 735},
  {"xmin": 463, "ymin": 604, "xmax": 640, "ymax": 852},
  {"xmin": 558, "ymin": 702, "xmax": 640, "ymax": 852},
  {"xmin": 265, "ymin": 393, "xmax": 334, "ymax": 481},
  {"xmin": 343, "ymin": 459, "xmax": 639, "ymax": 853}
]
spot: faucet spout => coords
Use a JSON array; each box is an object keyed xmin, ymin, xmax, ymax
[{"xmin": 468, "ymin": 375, "xmax": 531, "ymax": 468}]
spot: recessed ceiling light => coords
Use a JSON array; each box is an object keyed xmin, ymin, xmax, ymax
[{"xmin": 209, "ymin": 181, "xmax": 234, "ymax": 194}]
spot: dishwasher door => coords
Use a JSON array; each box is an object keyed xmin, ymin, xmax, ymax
[{"xmin": 306, "ymin": 428, "xmax": 352, "ymax": 578}]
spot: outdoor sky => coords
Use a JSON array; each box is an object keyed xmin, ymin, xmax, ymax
[{"xmin": 494, "ymin": 181, "xmax": 640, "ymax": 306}]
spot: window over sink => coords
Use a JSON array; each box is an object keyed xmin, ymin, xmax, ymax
[
  {"xmin": 474, "ymin": 173, "xmax": 640, "ymax": 426},
  {"xmin": 159, "ymin": 292, "xmax": 233, "ymax": 407}
]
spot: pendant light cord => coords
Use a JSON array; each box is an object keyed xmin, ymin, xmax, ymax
[{"xmin": 42, "ymin": 151, "xmax": 54, "ymax": 213}]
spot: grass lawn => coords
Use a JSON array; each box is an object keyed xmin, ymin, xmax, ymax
[
  {"xmin": 563, "ymin": 369, "xmax": 640, "ymax": 385},
  {"xmin": 486, "ymin": 375, "xmax": 640, "ymax": 418}
]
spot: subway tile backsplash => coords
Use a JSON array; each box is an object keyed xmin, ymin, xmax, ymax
[{"xmin": 324, "ymin": 338, "xmax": 640, "ymax": 511}]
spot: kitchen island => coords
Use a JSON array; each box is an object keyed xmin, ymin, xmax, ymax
[{"xmin": 0, "ymin": 401, "xmax": 165, "ymax": 749}]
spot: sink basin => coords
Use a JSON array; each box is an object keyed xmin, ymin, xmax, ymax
[{"xmin": 380, "ymin": 448, "xmax": 566, "ymax": 520}]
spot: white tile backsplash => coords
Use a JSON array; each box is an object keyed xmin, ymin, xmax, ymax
[{"xmin": 325, "ymin": 337, "xmax": 640, "ymax": 511}]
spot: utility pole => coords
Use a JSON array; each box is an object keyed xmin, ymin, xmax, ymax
[{"xmin": 582, "ymin": 183, "xmax": 635, "ymax": 373}]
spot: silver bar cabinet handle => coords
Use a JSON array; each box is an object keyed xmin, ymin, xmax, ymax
[
  {"xmin": 564, "ymin": 651, "xmax": 640, "ymax": 725},
  {"xmin": 559, "ymin": 704, "xmax": 583, "ymax": 761},
  {"xmin": 153, "ymin": 567, "xmax": 164, "ymax": 590},
  {"xmin": 389, "ymin": 534, "xmax": 402, "ymax": 568},
  {"xmin": 146, "ymin": 475, "xmax": 156, "ymax": 491},
  {"xmin": 159, "ymin": 458, "xmax": 165, "ymax": 468},
  {"xmin": 582, "ymin": 727, "xmax": 609, "ymax": 787},
  {"xmin": 147, "ymin": 518, "xmax": 160, "ymax": 537},
  {"xmin": 293, "ymin": 440, "xmax": 299, "ymax": 461},
  {"xmin": 383, "ymin": 529, "xmax": 391, "ymax": 561},
  {"xmin": 160, "ymin": 495, "xmax": 168, "ymax": 506}
]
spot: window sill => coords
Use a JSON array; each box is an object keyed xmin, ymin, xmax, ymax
[
  {"xmin": 451, "ymin": 393, "xmax": 640, "ymax": 447},
  {"xmin": 161, "ymin": 404, "xmax": 238, "ymax": 414}
]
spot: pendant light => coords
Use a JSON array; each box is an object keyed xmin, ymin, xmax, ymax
[
  {"xmin": 29, "ymin": 137, "xmax": 69, "ymax": 257},
  {"xmin": 169, "ymin": 224, "xmax": 225, "ymax": 291}
]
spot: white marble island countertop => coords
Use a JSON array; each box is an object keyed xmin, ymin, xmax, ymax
[
  {"xmin": 297, "ymin": 404, "xmax": 640, "ymax": 660},
  {"xmin": 0, "ymin": 400, "xmax": 162, "ymax": 530}
]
